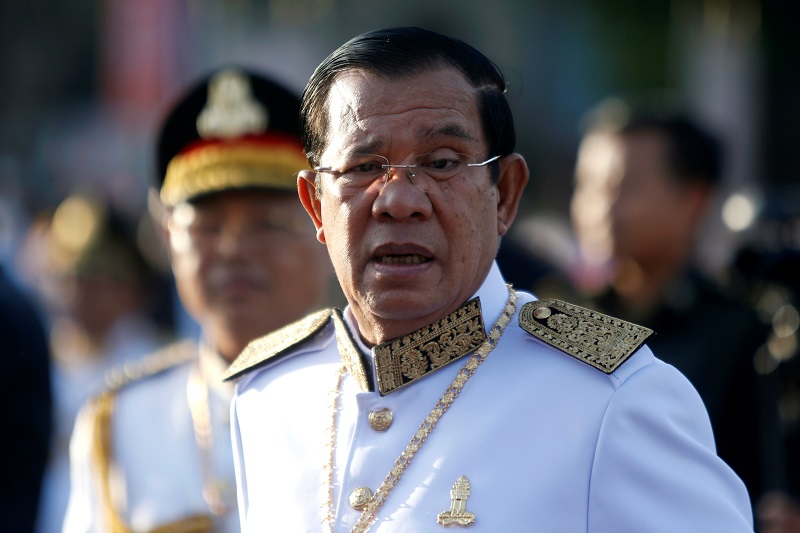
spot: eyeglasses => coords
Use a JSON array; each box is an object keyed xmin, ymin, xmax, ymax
[
  {"xmin": 313, "ymin": 151, "xmax": 500, "ymax": 191},
  {"xmin": 169, "ymin": 203, "xmax": 310, "ymax": 251}
]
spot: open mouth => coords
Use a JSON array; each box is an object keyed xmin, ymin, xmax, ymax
[{"xmin": 379, "ymin": 254, "xmax": 431, "ymax": 265}]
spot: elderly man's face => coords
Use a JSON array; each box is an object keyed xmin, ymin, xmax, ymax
[{"xmin": 299, "ymin": 67, "xmax": 526, "ymax": 344}]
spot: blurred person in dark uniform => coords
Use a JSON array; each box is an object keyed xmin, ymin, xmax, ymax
[
  {"xmin": 731, "ymin": 221, "xmax": 800, "ymax": 533},
  {"xmin": 0, "ymin": 263, "xmax": 52, "ymax": 533},
  {"xmin": 63, "ymin": 67, "xmax": 333, "ymax": 533},
  {"xmin": 570, "ymin": 103, "xmax": 775, "ymax": 508}
]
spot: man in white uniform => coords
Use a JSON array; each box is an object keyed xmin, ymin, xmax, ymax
[
  {"xmin": 226, "ymin": 28, "xmax": 754, "ymax": 532},
  {"xmin": 63, "ymin": 68, "xmax": 332, "ymax": 532}
]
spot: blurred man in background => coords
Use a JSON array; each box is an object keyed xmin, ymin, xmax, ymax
[
  {"xmin": 62, "ymin": 67, "xmax": 333, "ymax": 532},
  {"xmin": 570, "ymin": 102, "xmax": 776, "ymax": 508},
  {"xmin": 29, "ymin": 195, "xmax": 162, "ymax": 533}
]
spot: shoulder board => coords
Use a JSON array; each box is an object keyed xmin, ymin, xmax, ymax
[
  {"xmin": 223, "ymin": 308, "xmax": 333, "ymax": 382},
  {"xmin": 518, "ymin": 298, "xmax": 653, "ymax": 374},
  {"xmin": 104, "ymin": 339, "xmax": 196, "ymax": 391}
]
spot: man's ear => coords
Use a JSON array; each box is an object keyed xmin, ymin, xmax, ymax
[
  {"xmin": 682, "ymin": 181, "xmax": 714, "ymax": 229},
  {"xmin": 298, "ymin": 171, "xmax": 326, "ymax": 244},
  {"xmin": 147, "ymin": 187, "xmax": 173, "ymax": 261},
  {"xmin": 495, "ymin": 153, "xmax": 529, "ymax": 237}
]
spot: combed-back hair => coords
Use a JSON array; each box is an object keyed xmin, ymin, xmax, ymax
[
  {"xmin": 301, "ymin": 27, "xmax": 515, "ymax": 183},
  {"xmin": 621, "ymin": 114, "xmax": 723, "ymax": 187}
]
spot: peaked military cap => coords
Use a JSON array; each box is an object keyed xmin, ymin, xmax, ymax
[
  {"xmin": 156, "ymin": 67, "xmax": 308, "ymax": 206},
  {"xmin": 48, "ymin": 194, "xmax": 150, "ymax": 285}
]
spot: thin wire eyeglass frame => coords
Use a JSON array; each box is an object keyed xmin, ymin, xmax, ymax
[{"xmin": 313, "ymin": 154, "xmax": 501, "ymax": 184}]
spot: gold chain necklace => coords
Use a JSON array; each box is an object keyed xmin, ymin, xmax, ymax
[
  {"xmin": 323, "ymin": 286, "xmax": 517, "ymax": 532},
  {"xmin": 187, "ymin": 362, "xmax": 234, "ymax": 518}
]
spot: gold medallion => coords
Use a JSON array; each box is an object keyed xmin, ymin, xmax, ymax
[
  {"xmin": 368, "ymin": 408, "xmax": 393, "ymax": 431},
  {"xmin": 437, "ymin": 475, "xmax": 475, "ymax": 527},
  {"xmin": 349, "ymin": 486, "xmax": 374, "ymax": 511}
]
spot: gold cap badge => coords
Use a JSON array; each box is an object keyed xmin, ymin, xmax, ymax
[{"xmin": 196, "ymin": 69, "xmax": 268, "ymax": 139}]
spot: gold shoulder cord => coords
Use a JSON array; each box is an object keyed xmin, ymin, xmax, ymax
[
  {"xmin": 90, "ymin": 392, "xmax": 214, "ymax": 533},
  {"xmin": 324, "ymin": 286, "xmax": 518, "ymax": 532}
]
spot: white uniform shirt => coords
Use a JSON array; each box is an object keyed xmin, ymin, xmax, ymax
[
  {"xmin": 231, "ymin": 263, "xmax": 753, "ymax": 532},
  {"xmin": 63, "ymin": 343, "xmax": 238, "ymax": 533},
  {"xmin": 38, "ymin": 314, "xmax": 161, "ymax": 533}
]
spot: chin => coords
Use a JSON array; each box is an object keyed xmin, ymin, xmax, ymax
[{"xmin": 371, "ymin": 292, "xmax": 447, "ymax": 323}]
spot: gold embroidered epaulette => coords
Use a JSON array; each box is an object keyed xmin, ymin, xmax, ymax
[
  {"xmin": 104, "ymin": 340, "xmax": 196, "ymax": 391},
  {"xmin": 519, "ymin": 299, "xmax": 653, "ymax": 374},
  {"xmin": 223, "ymin": 308, "xmax": 333, "ymax": 382}
]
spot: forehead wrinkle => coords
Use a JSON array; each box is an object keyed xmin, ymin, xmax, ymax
[
  {"xmin": 325, "ymin": 71, "xmax": 479, "ymax": 161},
  {"xmin": 325, "ymin": 80, "xmax": 374, "ymax": 161},
  {"xmin": 418, "ymin": 123, "xmax": 474, "ymax": 143}
]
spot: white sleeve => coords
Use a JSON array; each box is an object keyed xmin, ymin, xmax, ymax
[{"xmin": 588, "ymin": 361, "xmax": 754, "ymax": 532}]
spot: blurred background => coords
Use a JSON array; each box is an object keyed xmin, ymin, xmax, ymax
[
  {"xmin": 1, "ymin": 0, "xmax": 798, "ymax": 279},
  {"xmin": 2, "ymin": 1, "xmax": 800, "ymax": 530}
]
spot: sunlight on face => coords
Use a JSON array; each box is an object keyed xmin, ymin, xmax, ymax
[
  {"xmin": 167, "ymin": 190, "xmax": 332, "ymax": 354},
  {"xmin": 308, "ymin": 68, "xmax": 508, "ymax": 342}
]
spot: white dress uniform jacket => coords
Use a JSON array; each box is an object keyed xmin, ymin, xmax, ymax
[
  {"xmin": 229, "ymin": 263, "xmax": 753, "ymax": 532},
  {"xmin": 63, "ymin": 342, "xmax": 239, "ymax": 533}
]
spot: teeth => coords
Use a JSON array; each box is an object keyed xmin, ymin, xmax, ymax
[{"xmin": 381, "ymin": 254, "xmax": 427, "ymax": 264}]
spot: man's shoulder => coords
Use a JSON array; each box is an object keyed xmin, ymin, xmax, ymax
[
  {"xmin": 518, "ymin": 298, "xmax": 653, "ymax": 375},
  {"xmin": 224, "ymin": 308, "xmax": 334, "ymax": 382},
  {"xmin": 105, "ymin": 339, "xmax": 196, "ymax": 393}
]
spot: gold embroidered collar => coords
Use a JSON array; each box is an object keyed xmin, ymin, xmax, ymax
[{"xmin": 334, "ymin": 298, "xmax": 487, "ymax": 396}]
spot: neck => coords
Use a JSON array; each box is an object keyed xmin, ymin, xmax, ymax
[
  {"xmin": 611, "ymin": 256, "xmax": 685, "ymax": 315},
  {"xmin": 350, "ymin": 310, "xmax": 460, "ymax": 347},
  {"xmin": 204, "ymin": 326, "xmax": 247, "ymax": 363},
  {"xmin": 349, "ymin": 266, "xmax": 497, "ymax": 347}
]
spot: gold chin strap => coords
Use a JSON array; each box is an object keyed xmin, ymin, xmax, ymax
[{"xmin": 91, "ymin": 391, "xmax": 214, "ymax": 533}]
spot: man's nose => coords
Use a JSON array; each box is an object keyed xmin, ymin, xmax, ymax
[
  {"xmin": 371, "ymin": 168, "xmax": 432, "ymax": 221},
  {"xmin": 216, "ymin": 222, "xmax": 250, "ymax": 256}
]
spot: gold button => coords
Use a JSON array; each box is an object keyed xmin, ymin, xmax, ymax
[
  {"xmin": 349, "ymin": 486, "xmax": 373, "ymax": 510},
  {"xmin": 368, "ymin": 408, "xmax": 393, "ymax": 431},
  {"xmin": 534, "ymin": 307, "xmax": 551, "ymax": 319}
]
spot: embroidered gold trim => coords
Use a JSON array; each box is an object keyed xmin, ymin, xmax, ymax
[
  {"xmin": 105, "ymin": 340, "xmax": 196, "ymax": 390},
  {"xmin": 373, "ymin": 298, "xmax": 486, "ymax": 396},
  {"xmin": 518, "ymin": 298, "xmax": 653, "ymax": 374},
  {"xmin": 223, "ymin": 309, "xmax": 333, "ymax": 381},
  {"xmin": 333, "ymin": 309, "xmax": 371, "ymax": 392},
  {"xmin": 161, "ymin": 143, "xmax": 308, "ymax": 206},
  {"xmin": 90, "ymin": 392, "xmax": 214, "ymax": 533},
  {"xmin": 196, "ymin": 69, "xmax": 267, "ymax": 139}
]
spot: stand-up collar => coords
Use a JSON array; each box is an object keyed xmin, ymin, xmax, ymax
[{"xmin": 338, "ymin": 262, "xmax": 508, "ymax": 395}]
